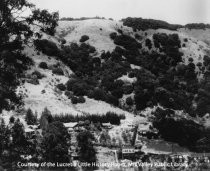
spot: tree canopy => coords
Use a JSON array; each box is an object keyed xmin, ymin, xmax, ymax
[{"xmin": 0, "ymin": 0, "xmax": 59, "ymax": 113}]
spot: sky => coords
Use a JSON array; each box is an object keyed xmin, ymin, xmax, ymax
[{"xmin": 30, "ymin": 0, "xmax": 210, "ymax": 25}]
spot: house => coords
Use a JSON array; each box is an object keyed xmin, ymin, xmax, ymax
[
  {"xmin": 63, "ymin": 122, "xmax": 78, "ymax": 133},
  {"xmin": 25, "ymin": 127, "xmax": 35, "ymax": 139},
  {"xmin": 102, "ymin": 122, "xmax": 113, "ymax": 129},
  {"xmin": 121, "ymin": 146, "xmax": 142, "ymax": 160}
]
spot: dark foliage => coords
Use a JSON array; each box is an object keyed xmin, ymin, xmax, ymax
[
  {"xmin": 40, "ymin": 121, "xmax": 70, "ymax": 162},
  {"xmin": 122, "ymin": 17, "xmax": 182, "ymax": 31},
  {"xmin": 77, "ymin": 130, "xmax": 96, "ymax": 165},
  {"xmin": 152, "ymin": 107, "xmax": 205, "ymax": 150},
  {"xmin": 52, "ymin": 68, "xmax": 64, "ymax": 75},
  {"xmin": 80, "ymin": 35, "xmax": 89, "ymax": 42},
  {"xmin": 39, "ymin": 62, "xmax": 48, "ymax": 69},
  {"xmin": 25, "ymin": 108, "xmax": 37, "ymax": 125},
  {"xmin": 56, "ymin": 83, "xmax": 66, "ymax": 91},
  {"xmin": 126, "ymin": 97, "xmax": 133, "ymax": 106},
  {"xmin": 185, "ymin": 23, "xmax": 210, "ymax": 30},
  {"xmin": 145, "ymin": 39, "xmax": 152, "ymax": 49},
  {"xmin": 60, "ymin": 16, "xmax": 106, "ymax": 21},
  {"xmin": 52, "ymin": 112, "xmax": 125, "ymax": 125},
  {"xmin": 34, "ymin": 39, "xmax": 59, "ymax": 56},
  {"xmin": 110, "ymin": 32, "xmax": 117, "ymax": 40},
  {"xmin": 32, "ymin": 70, "xmax": 45, "ymax": 79}
]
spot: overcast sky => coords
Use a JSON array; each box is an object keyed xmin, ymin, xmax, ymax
[{"xmin": 31, "ymin": 0, "xmax": 210, "ymax": 25}]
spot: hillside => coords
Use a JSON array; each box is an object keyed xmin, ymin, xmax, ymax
[
  {"xmin": 1, "ymin": 18, "xmax": 210, "ymax": 158},
  {"xmin": 8, "ymin": 19, "xmax": 209, "ymax": 125}
]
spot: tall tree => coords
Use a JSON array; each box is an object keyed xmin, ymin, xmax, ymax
[
  {"xmin": 25, "ymin": 108, "xmax": 37, "ymax": 125},
  {"xmin": 0, "ymin": 0, "xmax": 59, "ymax": 113},
  {"xmin": 40, "ymin": 121, "xmax": 70, "ymax": 162},
  {"xmin": 0, "ymin": 119, "xmax": 10, "ymax": 157},
  {"xmin": 77, "ymin": 130, "xmax": 96, "ymax": 164}
]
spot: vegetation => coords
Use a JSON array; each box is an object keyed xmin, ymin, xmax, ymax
[
  {"xmin": 60, "ymin": 16, "xmax": 106, "ymax": 21},
  {"xmin": 25, "ymin": 108, "xmax": 37, "ymax": 125},
  {"xmin": 40, "ymin": 121, "xmax": 70, "ymax": 162},
  {"xmin": 151, "ymin": 107, "xmax": 209, "ymax": 151},
  {"xmin": 34, "ymin": 39, "xmax": 59, "ymax": 56},
  {"xmin": 77, "ymin": 130, "xmax": 96, "ymax": 165},
  {"xmin": 56, "ymin": 83, "xmax": 66, "ymax": 91},
  {"xmin": 52, "ymin": 112, "xmax": 125, "ymax": 125},
  {"xmin": 185, "ymin": 23, "xmax": 210, "ymax": 30},
  {"xmin": 0, "ymin": 0, "xmax": 58, "ymax": 113},
  {"xmin": 52, "ymin": 68, "xmax": 64, "ymax": 75},
  {"xmin": 80, "ymin": 35, "xmax": 89, "ymax": 42},
  {"xmin": 39, "ymin": 62, "xmax": 48, "ymax": 69},
  {"xmin": 122, "ymin": 17, "xmax": 182, "ymax": 31}
]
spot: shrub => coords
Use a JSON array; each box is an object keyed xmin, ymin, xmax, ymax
[
  {"xmin": 184, "ymin": 38, "xmax": 188, "ymax": 42},
  {"xmin": 34, "ymin": 39, "xmax": 59, "ymax": 56},
  {"xmin": 65, "ymin": 91, "xmax": 73, "ymax": 99},
  {"xmin": 92, "ymin": 88, "xmax": 107, "ymax": 101},
  {"xmin": 111, "ymin": 88, "xmax": 124, "ymax": 99},
  {"xmin": 52, "ymin": 68, "xmax": 64, "ymax": 75},
  {"xmin": 135, "ymin": 34, "xmax": 142, "ymax": 40},
  {"xmin": 71, "ymin": 96, "xmax": 78, "ymax": 104},
  {"xmin": 60, "ymin": 38, "xmax": 66, "ymax": 44},
  {"xmin": 32, "ymin": 70, "xmax": 45, "ymax": 79},
  {"xmin": 204, "ymin": 55, "xmax": 210, "ymax": 66},
  {"xmin": 56, "ymin": 83, "xmax": 66, "ymax": 91},
  {"xmin": 110, "ymin": 32, "xmax": 117, "ymax": 40},
  {"xmin": 117, "ymin": 29, "xmax": 123, "ymax": 34},
  {"xmin": 122, "ymin": 84, "xmax": 133, "ymax": 94},
  {"xmin": 78, "ymin": 96, "xmax": 86, "ymax": 103},
  {"xmin": 126, "ymin": 97, "xmax": 133, "ymax": 106},
  {"xmin": 145, "ymin": 39, "xmax": 152, "ymax": 49},
  {"xmin": 80, "ymin": 35, "xmax": 89, "ymax": 42},
  {"xmin": 106, "ymin": 94, "xmax": 119, "ymax": 106},
  {"xmin": 39, "ymin": 62, "xmax": 48, "ymax": 69},
  {"xmin": 128, "ymin": 71, "xmax": 136, "ymax": 78}
]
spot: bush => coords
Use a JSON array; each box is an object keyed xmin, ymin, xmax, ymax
[
  {"xmin": 145, "ymin": 39, "xmax": 152, "ymax": 49},
  {"xmin": 56, "ymin": 83, "xmax": 66, "ymax": 91},
  {"xmin": 65, "ymin": 91, "xmax": 73, "ymax": 99},
  {"xmin": 78, "ymin": 96, "xmax": 86, "ymax": 103},
  {"xmin": 106, "ymin": 94, "xmax": 119, "ymax": 106},
  {"xmin": 34, "ymin": 39, "xmax": 59, "ymax": 56},
  {"xmin": 126, "ymin": 97, "xmax": 133, "ymax": 106},
  {"xmin": 39, "ymin": 62, "xmax": 48, "ymax": 69},
  {"xmin": 128, "ymin": 71, "xmax": 136, "ymax": 78},
  {"xmin": 184, "ymin": 38, "xmax": 188, "ymax": 42},
  {"xmin": 52, "ymin": 68, "xmax": 64, "ymax": 75},
  {"xmin": 111, "ymin": 89, "xmax": 124, "ymax": 99},
  {"xmin": 117, "ymin": 29, "xmax": 123, "ymax": 34},
  {"xmin": 71, "ymin": 96, "xmax": 78, "ymax": 104},
  {"xmin": 122, "ymin": 84, "xmax": 133, "ymax": 94},
  {"xmin": 32, "ymin": 70, "xmax": 45, "ymax": 79},
  {"xmin": 91, "ymin": 88, "xmax": 107, "ymax": 101},
  {"xmin": 80, "ymin": 35, "xmax": 89, "ymax": 42},
  {"xmin": 110, "ymin": 32, "xmax": 117, "ymax": 40}
]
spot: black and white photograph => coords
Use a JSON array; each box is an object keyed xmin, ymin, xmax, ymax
[{"xmin": 0, "ymin": 0, "xmax": 210, "ymax": 170}]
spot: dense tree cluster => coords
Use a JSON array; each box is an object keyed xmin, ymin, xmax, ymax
[
  {"xmin": 185, "ymin": 23, "xmax": 210, "ymax": 30},
  {"xmin": 152, "ymin": 107, "xmax": 210, "ymax": 151},
  {"xmin": 53, "ymin": 112, "xmax": 125, "ymax": 125},
  {"xmin": 122, "ymin": 17, "xmax": 182, "ymax": 31},
  {"xmin": 60, "ymin": 16, "xmax": 106, "ymax": 21},
  {"xmin": 76, "ymin": 130, "xmax": 96, "ymax": 166}
]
